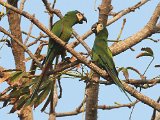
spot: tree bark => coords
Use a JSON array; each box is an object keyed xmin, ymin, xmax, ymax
[
  {"xmin": 154, "ymin": 112, "xmax": 160, "ymax": 120},
  {"xmin": 85, "ymin": 72, "xmax": 100, "ymax": 120},
  {"xmin": 7, "ymin": 0, "xmax": 25, "ymax": 71},
  {"xmin": 7, "ymin": 0, "xmax": 33, "ymax": 120},
  {"xmin": 98, "ymin": 0, "xmax": 111, "ymax": 24},
  {"xmin": 85, "ymin": 0, "xmax": 112, "ymax": 120}
]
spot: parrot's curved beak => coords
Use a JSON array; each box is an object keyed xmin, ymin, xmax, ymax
[
  {"xmin": 78, "ymin": 16, "xmax": 87, "ymax": 24},
  {"xmin": 82, "ymin": 16, "xmax": 87, "ymax": 23},
  {"xmin": 91, "ymin": 23, "xmax": 97, "ymax": 33}
]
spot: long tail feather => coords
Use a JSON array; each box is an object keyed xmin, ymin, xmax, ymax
[
  {"xmin": 30, "ymin": 49, "xmax": 58, "ymax": 102},
  {"xmin": 98, "ymin": 55, "xmax": 132, "ymax": 102},
  {"xmin": 106, "ymin": 68, "xmax": 132, "ymax": 102},
  {"xmin": 30, "ymin": 63, "xmax": 50, "ymax": 102}
]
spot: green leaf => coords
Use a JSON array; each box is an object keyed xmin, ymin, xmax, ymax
[
  {"xmin": 34, "ymin": 83, "xmax": 51, "ymax": 108},
  {"xmin": 126, "ymin": 67, "xmax": 145, "ymax": 79},
  {"xmin": 136, "ymin": 52, "xmax": 153, "ymax": 58},
  {"xmin": 155, "ymin": 65, "xmax": 160, "ymax": 68},
  {"xmin": 39, "ymin": 79, "xmax": 51, "ymax": 91},
  {"xmin": 24, "ymin": 95, "xmax": 37, "ymax": 108},
  {"xmin": 21, "ymin": 87, "xmax": 30, "ymax": 95},
  {"xmin": 117, "ymin": 67, "xmax": 124, "ymax": 73},
  {"xmin": 118, "ymin": 67, "xmax": 129, "ymax": 80},
  {"xmin": 9, "ymin": 71, "xmax": 24, "ymax": 84},
  {"xmin": 10, "ymin": 95, "xmax": 28, "ymax": 113},
  {"xmin": 0, "ymin": 87, "xmax": 12, "ymax": 97},
  {"xmin": 126, "ymin": 67, "xmax": 141, "ymax": 75},
  {"xmin": 141, "ymin": 47, "xmax": 153, "ymax": 56},
  {"xmin": 22, "ymin": 80, "xmax": 36, "ymax": 89},
  {"xmin": 30, "ymin": 77, "xmax": 50, "ymax": 94},
  {"xmin": 122, "ymin": 68, "xmax": 129, "ymax": 80},
  {"xmin": 136, "ymin": 47, "xmax": 154, "ymax": 58},
  {"xmin": 9, "ymin": 86, "xmax": 29, "ymax": 98},
  {"xmin": 114, "ymin": 102, "xmax": 121, "ymax": 105},
  {"xmin": 40, "ymin": 86, "xmax": 53, "ymax": 112},
  {"xmin": 16, "ymin": 95, "xmax": 28, "ymax": 110},
  {"xmin": 80, "ymin": 76, "xmax": 88, "ymax": 81},
  {"xmin": 21, "ymin": 77, "xmax": 40, "ymax": 94},
  {"xmin": 9, "ymin": 88, "xmax": 19, "ymax": 98},
  {"xmin": 24, "ymin": 79, "xmax": 52, "ymax": 108},
  {"xmin": 2, "ymin": 100, "xmax": 9, "ymax": 108}
]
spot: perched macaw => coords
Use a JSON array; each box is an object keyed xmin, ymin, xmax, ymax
[
  {"xmin": 31, "ymin": 10, "xmax": 87, "ymax": 100},
  {"xmin": 91, "ymin": 22, "xmax": 131, "ymax": 101}
]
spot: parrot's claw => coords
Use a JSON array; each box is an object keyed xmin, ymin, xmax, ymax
[{"xmin": 89, "ymin": 60, "xmax": 96, "ymax": 64}]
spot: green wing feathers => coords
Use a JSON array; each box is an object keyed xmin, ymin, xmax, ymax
[
  {"xmin": 31, "ymin": 10, "xmax": 88, "ymax": 103},
  {"xmin": 44, "ymin": 21, "xmax": 63, "ymax": 65},
  {"xmin": 31, "ymin": 21, "xmax": 64, "ymax": 101},
  {"xmin": 98, "ymin": 50, "xmax": 132, "ymax": 102},
  {"xmin": 91, "ymin": 25, "xmax": 132, "ymax": 101}
]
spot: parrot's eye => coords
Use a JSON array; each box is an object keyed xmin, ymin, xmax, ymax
[
  {"xmin": 97, "ymin": 24, "xmax": 103, "ymax": 30},
  {"xmin": 99, "ymin": 24, "xmax": 103, "ymax": 28},
  {"xmin": 76, "ymin": 12, "xmax": 83, "ymax": 21},
  {"xmin": 96, "ymin": 23, "xmax": 104, "ymax": 33}
]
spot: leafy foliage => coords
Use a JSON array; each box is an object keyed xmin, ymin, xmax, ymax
[
  {"xmin": 0, "ymin": 70, "xmax": 57, "ymax": 112},
  {"xmin": 136, "ymin": 47, "xmax": 154, "ymax": 58},
  {"xmin": 118, "ymin": 66, "xmax": 145, "ymax": 80},
  {"xmin": 0, "ymin": 67, "xmax": 86, "ymax": 113}
]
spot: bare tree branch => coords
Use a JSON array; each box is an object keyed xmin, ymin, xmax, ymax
[
  {"xmin": 0, "ymin": 26, "xmax": 42, "ymax": 68},
  {"xmin": 24, "ymin": 20, "xmax": 34, "ymax": 45},
  {"xmin": 122, "ymin": 81, "xmax": 160, "ymax": 111},
  {"xmin": 0, "ymin": 0, "xmax": 160, "ymax": 112},
  {"xmin": 110, "ymin": 2, "xmax": 160, "ymax": 55},
  {"xmin": 107, "ymin": 0, "xmax": 151, "ymax": 26},
  {"xmin": 99, "ymin": 78, "xmax": 160, "ymax": 86},
  {"xmin": 41, "ymin": 0, "xmax": 63, "ymax": 17},
  {"xmin": 56, "ymin": 100, "xmax": 138, "ymax": 117},
  {"xmin": 69, "ymin": 0, "xmax": 151, "ymax": 48},
  {"xmin": 151, "ymin": 97, "xmax": 160, "ymax": 120},
  {"xmin": 19, "ymin": 0, "xmax": 26, "ymax": 11}
]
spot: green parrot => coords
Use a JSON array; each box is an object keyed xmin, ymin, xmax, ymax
[
  {"xmin": 91, "ymin": 22, "xmax": 131, "ymax": 101},
  {"xmin": 31, "ymin": 10, "xmax": 87, "ymax": 101}
]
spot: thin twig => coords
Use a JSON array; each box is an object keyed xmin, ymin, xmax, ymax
[
  {"xmin": 19, "ymin": 0, "xmax": 26, "ymax": 21},
  {"xmin": 29, "ymin": 43, "xmax": 46, "ymax": 75},
  {"xmin": 41, "ymin": 0, "xmax": 63, "ymax": 18},
  {"xmin": 72, "ymin": 31, "xmax": 92, "ymax": 54},
  {"xmin": 0, "ymin": 26, "xmax": 42, "ymax": 68},
  {"xmin": 24, "ymin": 19, "xmax": 34, "ymax": 45},
  {"xmin": 143, "ymin": 57, "xmax": 154, "ymax": 75},
  {"xmin": 27, "ymin": 32, "xmax": 48, "ymax": 47},
  {"xmin": 95, "ymin": 78, "xmax": 160, "ymax": 86},
  {"xmin": 56, "ymin": 100, "xmax": 138, "ymax": 117},
  {"xmin": 116, "ymin": 18, "xmax": 126, "ymax": 41},
  {"xmin": 22, "ymin": 31, "xmax": 37, "ymax": 39},
  {"xmin": 98, "ymin": 100, "xmax": 139, "ymax": 110},
  {"xmin": 19, "ymin": 0, "xmax": 26, "ymax": 11}
]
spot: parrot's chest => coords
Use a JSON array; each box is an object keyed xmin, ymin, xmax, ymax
[
  {"xmin": 56, "ymin": 28, "xmax": 72, "ymax": 56},
  {"xmin": 92, "ymin": 43, "xmax": 106, "ymax": 68},
  {"xmin": 60, "ymin": 28, "xmax": 72, "ymax": 42}
]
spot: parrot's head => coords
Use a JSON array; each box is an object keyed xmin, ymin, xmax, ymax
[
  {"xmin": 75, "ymin": 10, "xmax": 87, "ymax": 24},
  {"xmin": 65, "ymin": 10, "xmax": 87, "ymax": 24},
  {"xmin": 91, "ymin": 22, "xmax": 104, "ymax": 34}
]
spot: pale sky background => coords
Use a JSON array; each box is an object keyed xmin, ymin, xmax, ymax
[{"xmin": 0, "ymin": 0, "xmax": 160, "ymax": 120}]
